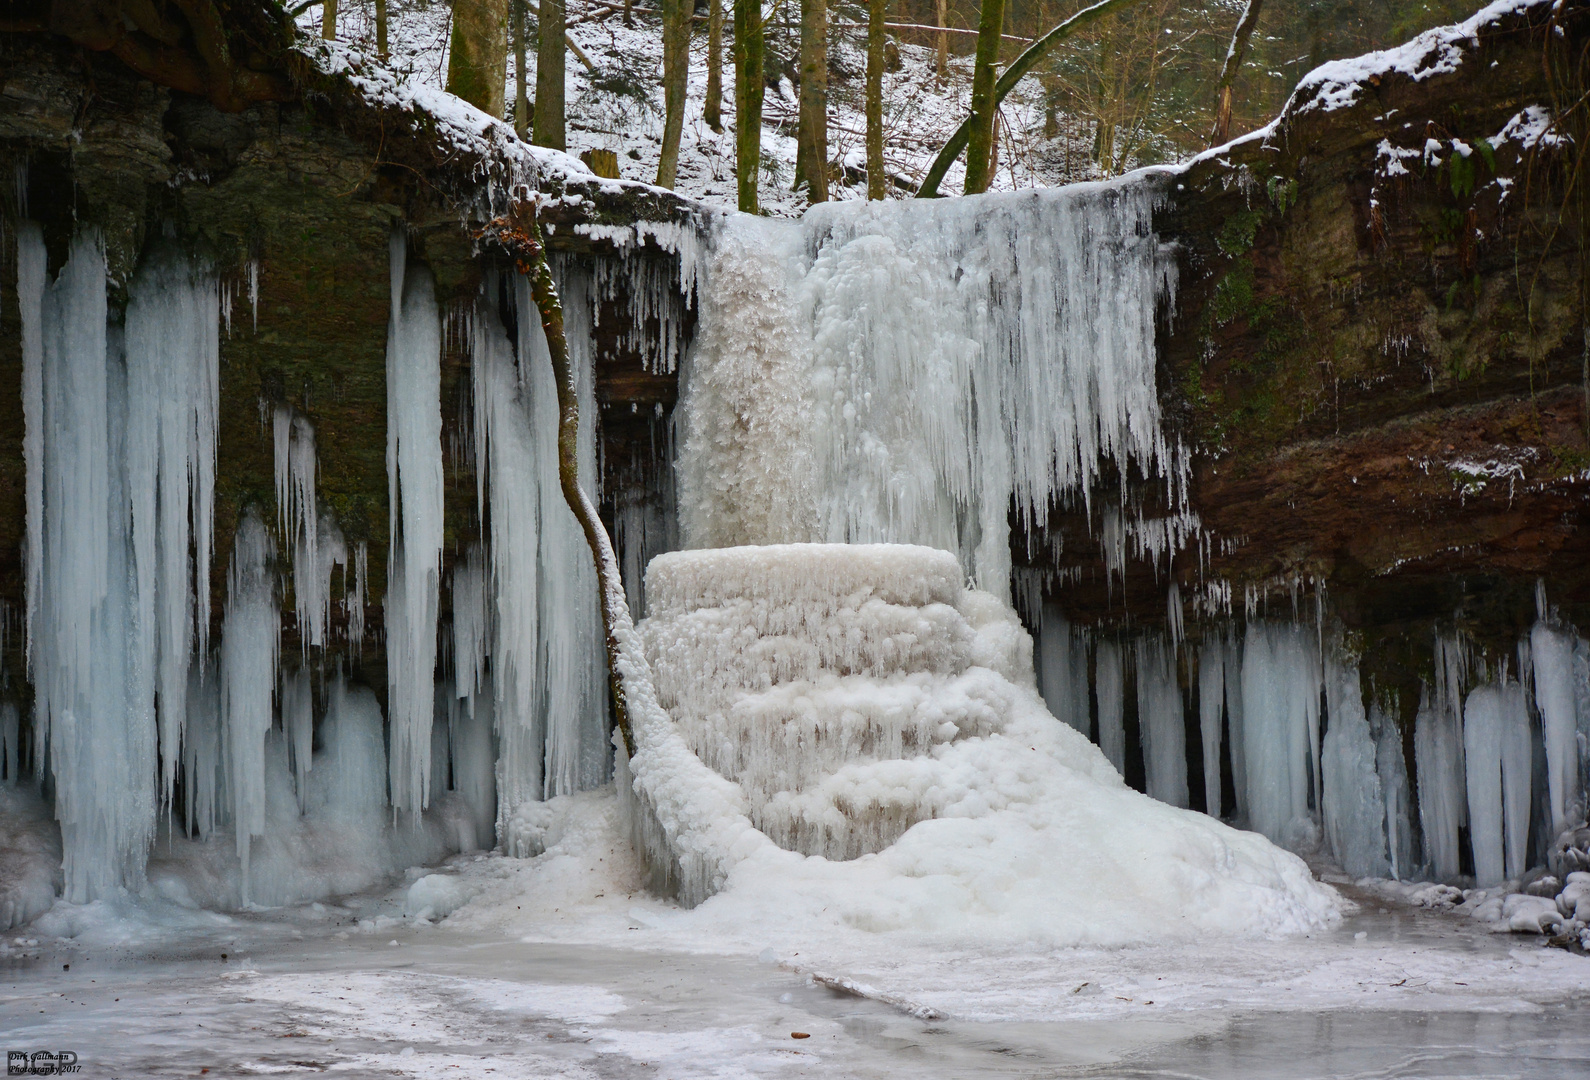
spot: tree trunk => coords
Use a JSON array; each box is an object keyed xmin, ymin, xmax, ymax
[
  {"xmin": 657, "ymin": 0, "xmax": 691, "ymax": 187},
  {"xmin": 534, "ymin": 0, "xmax": 566, "ymax": 148},
  {"xmin": 322, "ymin": 0, "xmax": 337, "ymax": 38},
  {"xmin": 734, "ymin": 0, "xmax": 764, "ymax": 214},
  {"xmin": 935, "ymin": 0, "xmax": 947, "ymax": 82},
  {"xmin": 705, "ymin": 0, "xmax": 724, "ymax": 131},
  {"xmin": 917, "ymin": 0, "xmax": 1145, "ymax": 198},
  {"xmin": 447, "ymin": 0, "xmax": 509, "ymax": 118},
  {"xmin": 962, "ymin": 0, "xmax": 1006, "ymax": 195},
  {"xmin": 375, "ymin": 0, "xmax": 388, "ymax": 56},
  {"xmin": 1209, "ymin": 0, "xmax": 1264, "ymax": 146},
  {"xmin": 796, "ymin": 0, "xmax": 829, "ymax": 202},
  {"xmin": 866, "ymin": 0, "xmax": 885, "ymax": 199},
  {"xmin": 497, "ymin": 214, "xmax": 637, "ymax": 759},
  {"xmin": 513, "ymin": 0, "xmax": 529, "ymax": 138}
]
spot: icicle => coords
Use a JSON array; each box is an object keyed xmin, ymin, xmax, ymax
[
  {"xmin": 1462, "ymin": 676, "xmax": 1533, "ymax": 885},
  {"xmin": 124, "ymin": 245, "xmax": 221, "ymax": 802},
  {"xmin": 280, "ymin": 666, "xmax": 314, "ymax": 814},
  {"xmin": 1321, "ymin": 652, "xmax": 1390, "ymax": 879},
  {"xmin": 1369, "ymin": 692, "xmax": 1414, "ymax": 880},
  {"xmin": 1529, "ymin": 622, "xmax": 1583, "ymax": 832},
  {"xmin": 1240, "ymin": 621, "xmax": 1320, "ymax": 850},
  {"xmin": 385, "ymin": 233, "xmax": 444, "ymax": 818},
  {"xmin": 24, "ymin": 226, "xmax": 158, "ymax": 901},
  {"xmin": 1414, "ymin": 681, "xmax": 1465, "ymax": 881},
  {"xmin": 450, "ymin": 545, "xmax": 490, "ymax": 706},
  {"xmin": 221, "ymin": 510, "xmax": 279, "ymax": 903},
  {"xmin": 347, "ymin": 541, "xmax": 367, "ymax": 651},
  {"xmin": 1197, "ymin": 638, "xmax": 1224, "ymax": 817},
  {"xmin": 473, "ymin": 298, "xmax": 544, "ymax": 814},
  {"xmin": 183, "ymin": 664, "xmax": 223, "ymax": 839},
  {"xmin": 1135, "ymin": 634, "xmax": 1188, "ymax": 808},
  {"xmin": 517, "ymin": 271, "xmax": 607, "ymax": 798},
  {"xmin": 1095, "ymin": 640, "xmax": 1125, "ymax": 773},
  {"xmin": 1037, "ymin": 606, "xmax": 1090, "ymax": 735},
  {"xmin": 676, "ymin": 182, "xmax": 1179, "ymax": 596}
]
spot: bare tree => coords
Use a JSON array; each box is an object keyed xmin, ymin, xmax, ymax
[
  {"xmin": 1210, "ymin": 0, "xmax": 1263, "ymax": 145},
  {"xmin": 962, "ymin": 0, "xmax": 1007, "ymax": 195},
  {"xmin": 657, "ymin": 0, "xmax": 691, "ymax": 187},
  {"xmin": 448, "ymin": 0, "xmax": 509, "ymax": 118},
  {"xmin": 323, "ymin": 0, "xmax": 337, "ymax": 37},
  {"xmin": 796, "ymin": 0, "xmax": 830, "ymax": 201},
  {"xmin": 866, "ymin": 0, "xmax": 885, "ymax": 199},
  {"xmin": 513, "ymin": 0, "xmax": 529, "ymax": 137},
  {"xmin": 735, "ymin": 0, "xmax": 765, "ymax": 213},
  {"xmin": 375, "ymin": 0, "xmax": 388, "ymax": 56},
  {"xmin": 705, "ymin": 0, "xmax": 725, "ymax": 130},
  {"xmin": 534, "ymin": 0, "xmax": 566, "ymax": 147},
  {"xmin": 935, "ymin": 0, "xmax": 948, "ymax": 82}
]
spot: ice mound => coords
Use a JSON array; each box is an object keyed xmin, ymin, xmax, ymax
[{"xmin": 627, "ymin": 543, "xmax": 1341, "ymax": 943}]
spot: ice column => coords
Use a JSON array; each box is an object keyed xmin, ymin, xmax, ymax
[
  {"xmin": 1038, "ymin": 607, "xmax": 1090, "ymax": 735},
  {"xmin": 385, "ymin": 235, "xmax": 444, "ymax": 817},
  {"xmin": 1369, "ymin": 694, "xmax": 1414, "ymax": 880},
  {"xmin": 221, "ymin": 510, "xmax": 279, "ymax": 901},
  {"xmin": 1321, "ymin": 654, "xmax": 1390, "ymax": 879},
  {"xmin": 472, "ymin": 279, "xmax": 606, "ymax": 817},
  {"xmin": 1530, "ymin": 623, "xmax": 1583, "ymax": 831},
  {"xmin": 1463, "ymin": 678, "xmax": 1532, "ymax": 885},
  {"xmin": 1095, "ymin": 640, "xmax": 1126, "ymax": 773},
  {"xmin": 1198, "ymin": 638, "xmax": 1225, "ymax": 817},
  {"xmin": 124, "ymin": 246, "xmax": 220, "ymax": 802},
  {"xmin": 21, "ymin": 226, "xmax": 158, "ymax": 901},
  {"xmin": 1135, "ymin": 635, "xmax": 1188, "ymax": 808},
  {"xmin": 1240, "ymin": 622, "xmax": 1320, "ymax": 849}
]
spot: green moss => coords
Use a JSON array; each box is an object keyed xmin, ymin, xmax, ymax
[
  {"xmin": 1211, "ymin": 261, "xmax": 1256, "ymax": 326},
  {"xmin": 1217, "ymin": 210, "xmax": 1264, "ymax": 257}
]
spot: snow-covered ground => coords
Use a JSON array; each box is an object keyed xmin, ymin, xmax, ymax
[
  {"xmin": 304, "ymin": 0, "xmax": 1100, "ymax": 214},
  {"xmin": 4, "ymin": 791, "xmax": 1589, "ymax": 1078}
]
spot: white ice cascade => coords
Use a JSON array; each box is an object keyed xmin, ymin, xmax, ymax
[
  {"xmin": 385, "ymin": 232, "xmax": 445, "ymax": 817},
  {"xmin": 471, "ymin": 271, "xmax": 606, "ymax": 820},
  {"xmin": 19, "ymin": 225, "xmax": 220, "ymax": 900},
  {"xmin": 125, "ymin": 246, "xmax": 220, "ymax": 803},
  {"xmin": 221, "ymin": 510, "xmax": 279, "ymax": 900},
  {"xmin": 676, "ymin": 182, "xmax": 1179, "ymax": 600},
  {"xmin": 274, "ymin": 406, "xmax": 347, "ymax": 650}
]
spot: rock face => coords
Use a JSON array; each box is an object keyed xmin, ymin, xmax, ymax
[{"xmin": 1028, "ymin": 0, "xmax": 1589, "ymax": 652}]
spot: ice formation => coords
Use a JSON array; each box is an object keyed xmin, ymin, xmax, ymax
[
  {"xmin": 626, "ymin": 542, "xmax": 1339, "ymax": 939},
  {"xmin": 386, "ymin": 233, "xmax": 445, "ymax": 817},
  {"xmin": 471, "ymin": 272, "xmax": 607, "ymax": 817},
  {"xmin": 221, "ymin": 510, "xmax": 280, "ymax": 900},
  {"xmin": 16, "ymin": 225, "xmax": 224, "ymax": 900},
  {"xmin": 274, "ymin": 407, "xmax": 347, "ymax": 650},
  {"xmin": 676, "ymin": 181, "xmax": 1178, "ymax": 601}
]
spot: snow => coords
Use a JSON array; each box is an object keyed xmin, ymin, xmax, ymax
[{"xmin": 1286, "ymin": 0, "xmax": 1537, "ymax": 117}]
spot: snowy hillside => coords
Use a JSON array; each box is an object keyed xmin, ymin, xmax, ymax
[{"xmin": 301, "ymin": 0, "xmax": 1105, "ymax": 213}]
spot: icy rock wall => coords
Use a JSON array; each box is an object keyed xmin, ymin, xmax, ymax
[
  {"xmin": 676, "ymin": 180, "xmax": 1178, "ymax": 601},
  {"xmin": 18, "ymin": 225, "xmax": 219, "ymax": 902},
  {"xmin": 641, "ymin": 543, "xmax": 1030, "ymax": 859},
  {"xmin": 1032, "ymin": 607, "xmax": 1590, "ymax": 885}
]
